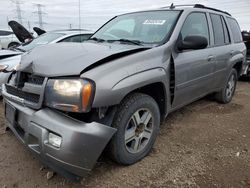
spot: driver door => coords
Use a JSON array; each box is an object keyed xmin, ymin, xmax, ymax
[{"xmin": 172, "ymin": 12, "xmax": 216, "ymax": 108}]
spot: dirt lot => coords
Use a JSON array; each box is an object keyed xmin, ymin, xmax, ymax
[{"xmin": 0, "ymin": 81, "xmax": 250, "ymax": 188}]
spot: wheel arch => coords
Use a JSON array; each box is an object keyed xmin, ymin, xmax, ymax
[
  {"xmin": 123, "ymin": 82, "xmax": 167, "ymax": 120},
  {"xmin": 232, "ymin": 61, "xmax": 243, "ymax": 78},
  {"xmin": 92, "ymin": 68, "xmax": 170, "ymax": 120},
  {"xmin": 8, "ymin": 41, "xmax": 19, "ymax": 48}
]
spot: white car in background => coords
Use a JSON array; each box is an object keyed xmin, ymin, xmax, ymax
[
  {"xmin": 0, "ymin": 29, "xmax": 93, "ymax": 95},
  {"xmin": 0, "ymin": 30, "xmax": 20, "ymax": 49}
]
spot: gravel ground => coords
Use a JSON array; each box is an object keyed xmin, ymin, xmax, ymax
[{"xmin": 0, "ymin": 81, "xmax": 250, "ymax": 188}]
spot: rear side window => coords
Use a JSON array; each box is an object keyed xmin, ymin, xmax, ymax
[
  {"xmin": 227, "ymin": 18, "xmax": 242, "ymax": 43},
  {"xmin": 181, "ymin": 12, "xmax": 210, "ymax": 45},
  {"xmin": 60, "ymin": 34, "xmax": 91, "ymax": 43},
  {"xmin": 222, "ymin": 17, "xmax": 230, "ymax": 44},
  {"xmin": 210, "ymin": 14, "xmax": 224, "ymax": 46}
]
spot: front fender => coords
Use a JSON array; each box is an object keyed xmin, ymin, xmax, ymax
[{"xmin": 92, "ymin": 68, "xmax": 169, "ymax": 107}]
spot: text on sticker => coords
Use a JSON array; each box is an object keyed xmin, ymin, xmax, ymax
[{"xmin": 143, "ymin": 20, "xmax": 166, "ymax": 25}]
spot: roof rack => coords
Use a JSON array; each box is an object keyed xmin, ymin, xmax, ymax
[
  {"xmin": 161, "ymin": 4, "xmax": 195, "ymax": 9},
  {"xmin": 194, "ymin": 4, "xmax": 231, "ymax": 16},
  {"xmin": 161, "ymin": 3, "xmax": 231, "ymax": 16}
]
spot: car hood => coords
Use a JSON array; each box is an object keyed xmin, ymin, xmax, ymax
[
  {"xmin": 0, "ymin": 49, "xmax": 22, "ymax": 60},
  {"xmin": 0, "ymin": 55, "xmax": 21, "ymax": 70},
  {"xmin": 8, "ymin": 20, "xmax": 33, "ymax": 43},
  {"xmin": 19, "ymin": 42, "xmax": 150, "ymax": 77},
  {"xmin": 33, "ymin": 27, "xmax": 46, "ymax": 36}
]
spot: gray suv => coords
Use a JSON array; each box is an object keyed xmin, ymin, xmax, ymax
[{"xmin": 2, "ymin": 4, "xmax": 246, "ymax": 179}]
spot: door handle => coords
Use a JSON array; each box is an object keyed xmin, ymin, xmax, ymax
[{"xmin": 207, "ymin": 55, "xmax": 214, "ymax": 62}]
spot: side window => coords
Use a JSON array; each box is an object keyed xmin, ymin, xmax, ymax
[
  {"xmin": 210, "ymin": 14, "xmax": 226, "ymax": 46},
  {"xmin": 60, "ymin": 35, "xmax": 82, "ymax": 43},
  {"xmin": 181, "ymin": 12, "xmax": 210, "ymax": 45},
  {"xmin": 227, "ymin": 18, "xmax": 242, "ymax": 43},
  {"xmin": 79, "ymin": 34, "xmax": 92, "ymax": 42},
  {"xmin": 221, "ymin": 17, "xmax": 230, "ymax": 44}
]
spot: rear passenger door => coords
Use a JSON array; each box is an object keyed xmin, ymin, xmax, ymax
[
  {"xmin": 173, "ymin": 12, "xmax": 216, "ymax": 108},
  {"xmin": 209, "ymin": 14, "xmax": 232, "ymax": 89}
]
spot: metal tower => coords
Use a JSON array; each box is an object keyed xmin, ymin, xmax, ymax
[{"xmin": 33, "ymin": 3, "xmax": 46, "ymax": 29}]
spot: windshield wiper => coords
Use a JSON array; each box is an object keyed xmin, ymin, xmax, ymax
[
  {"xmin": 88, "ymin": 37, "xmax": 106, "ymax": 43},
  {"xmin": 107, "ymin": 39, "xmax": 143, "ymax": 46}
]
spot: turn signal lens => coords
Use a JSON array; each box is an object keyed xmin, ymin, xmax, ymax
[{"xmin": 82, "ymin": 83, "xmax": 93, "ymax": 111}]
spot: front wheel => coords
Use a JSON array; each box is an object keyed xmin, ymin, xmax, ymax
[
  {"xmin": 109, "ymin": 93, "xmax": 160, "ymax": 165},
  {"xmin": 215, "ymin": 69, "xmax": 237, "ymax": 104}
]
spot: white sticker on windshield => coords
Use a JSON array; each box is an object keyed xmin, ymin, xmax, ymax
[{"xmin": 143, "ymin": 20, "xmax": 166, "ymax": 25}]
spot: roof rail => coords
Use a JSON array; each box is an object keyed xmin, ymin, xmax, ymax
[
  {"xmin": 194, "ymin": 4, "xmax": 231, "ymax": 16},
  {"xmin": 161, "ymin": 4, "xmax": 195, "ymax": 9},
  {"xmin": 161, "ymin": 3, "xmax": 231, "ymax": 16}
]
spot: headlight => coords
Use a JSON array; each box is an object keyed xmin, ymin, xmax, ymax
[{"xmin": 45, "ymin": 79, "xmax": 95, "ymax": 112}]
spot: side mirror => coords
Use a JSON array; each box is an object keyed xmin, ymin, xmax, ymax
[{"xmin": 177, "ymin": 35, "xmax": 208, "ymax": 51}]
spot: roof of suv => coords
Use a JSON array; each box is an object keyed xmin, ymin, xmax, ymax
[
  {"xmin": 117, "ymin": 4, "xmax": 233, "ymax": 20},
  {"xmin": 160, "ymin": 4, "xmax": 232, "ymax": 17}
]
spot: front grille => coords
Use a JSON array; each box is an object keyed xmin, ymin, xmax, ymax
[
  {"xmin": 15, "ymin": 72, "xmax": 45, "ymax": 86},
  {"xmin": 26, "ymin": 74, "xmax": 44, "ymax": 85},
  {"xmin": 6, "ymin": 85, "xmax": 40, "ymax": 103},
  {"xmin": 5, "ymin": 72, "xmax": 46, "ymax": 108}
]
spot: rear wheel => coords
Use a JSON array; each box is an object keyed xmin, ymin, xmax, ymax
[
  {"xmin": 215, "ymin": 69, "xmax": 237, "ymax": 104},
  {"xmin": 109, "ymin": 93, "xmax": 160, "ymax": 165}
]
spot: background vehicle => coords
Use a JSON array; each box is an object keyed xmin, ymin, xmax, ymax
[
  {"xmin": 0, "ymin": 30, "xmax": 20, "ymax": 49},
  {"xmin": 0, "ymin": 21, "xmax": 93, "ymax": 61},
  {"xmin": 0, "ymin": 29, "xmax": 93, "ymax": 95},
  {"xmin": 2, "ymin": 4, "xmax": 246, "ymax": 180},
  {"xmin": 242, "ymin": 31, "xmax": 250, "ymax": 76}
]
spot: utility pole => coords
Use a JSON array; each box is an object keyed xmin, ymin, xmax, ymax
[
  {"xmin": 33, "ymin": 3, "xmax": 47, "ymax": 29},
  {"xmin": 78, "ymin": 0, "xmax": 81, "ymax": 29},
  {"xmin": 16, "ymin": 0, "xmax": 22, "ymax": 24},
  {"xmin": 69, "ymin": 23, "xmax": 72, "ymax": 29},
  {"xmin": 10, "ymin": 0, "xmax": 23, "ymax": 25}
]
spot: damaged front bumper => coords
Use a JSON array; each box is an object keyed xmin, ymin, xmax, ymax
[{"xmin": 3, "ymin": 99, "xmax": 116, "ymax": 179}]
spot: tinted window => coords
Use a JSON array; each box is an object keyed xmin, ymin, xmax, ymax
[
  {"xmin": 222, "ymin": 17, "xmax": 230, "ymax": 43},
  {"xmin": 210, "ymin": 14, "xmax": 225, "ymax": 46},
  {"xmin": 181, "ymin": 12, "xmax": 210, "ymax": 45},
  {"xmin": 61, "ymin": 34, "xmax": 91, "ymax": 43},
  {"xmin": 0, "ymin": 30, "xmax": 13, "ymax": 36},
  {"xmin": 227, "ymin": 18, "xmax": 242, "ymax": 43}
]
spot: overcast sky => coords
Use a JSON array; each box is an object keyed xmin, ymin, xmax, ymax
[{"xmin": 0, "ymin": 0, "xmax": 250, "ymax": 32}]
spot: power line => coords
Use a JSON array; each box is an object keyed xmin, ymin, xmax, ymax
[{"xmin": 33, "ymin": 3, "xmax": 47, "ymax": 29}]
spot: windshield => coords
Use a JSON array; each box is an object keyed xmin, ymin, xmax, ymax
[
  {"xmin": 18, "ymin": 32, "xmax": 65, "ymax": 51},
  {"xmin": 91, "ymin": 10, "xmax": 180, "ymax": 45}
]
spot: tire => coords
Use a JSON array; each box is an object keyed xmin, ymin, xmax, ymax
[
  {"xmin": 8, "ymin": 42, "xmax": 19, "ymax": 49},
  {"xmin": 215, "ymin": 69, "xmax": 237, "ymax": 104},
  {"xmin": 109, "ymin": 93, "xmax": 160, "ymax": 165}
]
